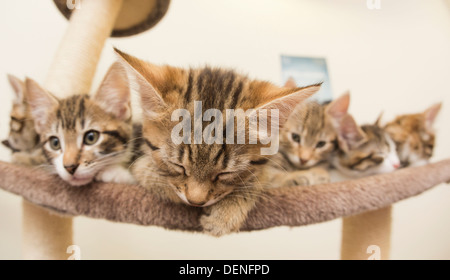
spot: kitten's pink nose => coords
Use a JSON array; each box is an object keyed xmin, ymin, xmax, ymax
[
  {"xmin": 393, "ymin": 163, "xmax": 400, "ymax": 169},
  {"xmin": 64, "ymin": 164, "xmax": 79, "ymax": 175},
  {"xmin": 300, "ymin": 158, "xmax": 309, "ymax": 165}
]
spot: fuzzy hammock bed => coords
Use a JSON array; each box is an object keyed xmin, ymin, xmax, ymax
[
  {"xmin": 2, "ymin": 0, "xmax": 449, "ymax": 260},
  {"xmin": 1, "ymin": 159, "xmax": 450, "ymax": 230}
]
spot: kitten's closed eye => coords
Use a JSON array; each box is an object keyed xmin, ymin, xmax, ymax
[
  {"xmin": 213, "ymin": 171, "xmax": 242, "ymax": 185},
  {"xmin": 250, "ymin": 158, "xmax": 269, "ymax": 165},
  {"xmin": 214, "ymin": 172, "xmax": 234, "ymax": 182},
  {"xmin": 371, "ymin": 156, "xmax": 384, "ymax": 165},
  {"xmin": 168, "ymin": 161, "xmax": 186, "ymax": 176},
  {"xmin": 145, "ymin": 139, "xmax": 159, "ymax": 151},
  {"xmin": 316, "ymin": 141, "xmax": 326, "ymax": 148}
]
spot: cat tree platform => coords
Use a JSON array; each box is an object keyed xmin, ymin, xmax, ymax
[
  {"xmin": 1, "ymin": 159, "xmax": 449, "ymax": 258},
  {"xmin": 53, "ymin": 0, "xmax": 170, "ymax": 37},
  {"xmin": 1, "ymin": 159, "xmax": 450, "ymax": 230}
]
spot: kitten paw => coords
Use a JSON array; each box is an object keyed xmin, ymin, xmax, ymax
[
  {"xmin": 200, "ymin": 212, "xmax": 241, "ymax": 237},
  {"xmin": 309, "ymin": 167, "xmax": 330, "ymax": 184},
  {"xmin": 284, "ymin": 176, "xmax": 310, "ymax": 187},
  {"xmin": 281, "ymin": 167, "xmax": 330, "ymax": 187},
  {"xmin": 96, "ymin": 165, "xmax": 137, "ymax": 184}
]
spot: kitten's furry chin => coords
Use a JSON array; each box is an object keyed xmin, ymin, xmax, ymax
[{"xmin": 65, "ymin": 176, "xmax": 93, "ymax": 187}]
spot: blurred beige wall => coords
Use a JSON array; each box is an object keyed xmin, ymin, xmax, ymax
[{"xmin": 0, "ymin": 0, "xmax": 449, "ymax": 259}]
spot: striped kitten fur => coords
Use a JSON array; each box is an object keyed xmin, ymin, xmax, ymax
[
  {"xmin": 280, "ymin": 82, "xmax": 350, "ymax": 169},
  {"xmin": 2, "ymin": 75, "xmax": 44, "ymax": 166},
  {"xmin": 384, "ymin": 103, "xmax": 441, "ymax": 167},
  {"xmin": 330, "ymin": 114, "xmax": 400, "ymax": 181},
  {"xmin": 25, "ymin": 63, "xmax": 139, "ymax": 186},
  {"xmin": 265, "ymin": 80, "xmax": 349, "ymax": 187},
  {"xmin": 114, "ymin": 49, "xmax": 321, "ymax": 236}
]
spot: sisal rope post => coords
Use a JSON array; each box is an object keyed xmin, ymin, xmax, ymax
[
  {"xmin": 340, "ymin": 206, "xmax": 392, "ymax": 260},
  {"xmin": 22, "ymin": 0, "xmax": 124, "ymax": 260}
]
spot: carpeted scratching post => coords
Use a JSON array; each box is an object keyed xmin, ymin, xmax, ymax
[
  {"xmin": 341, "ymin": 206, "xmax": 392, "ymax": 260},
  {"xmin": 20, "ymin": 0, "xmax": 170, "ymax": 260}
]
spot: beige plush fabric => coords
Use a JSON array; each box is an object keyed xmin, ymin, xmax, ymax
[{"xmin": 0, "ymin": 159, "xmax": 449, "ymax": 232}]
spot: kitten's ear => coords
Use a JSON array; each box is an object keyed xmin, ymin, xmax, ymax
[
  {"xmin": 256, "ymin": 83, "xmax": 321, "ymax": 128},
  {"xmin": 423, "ymin": 103, "xmax": 442, "ymax": 129},
  {"xmin": 25, "ymin": 78, "xmax": 58, "ymax": 133},
  {"xmin": 94, "ymin": 62, "xmax": 131, "ymax": 121},
  {"xmin": 326, "ymin": 91, "xmax": 350, "ymax": 121},
  {"xmin": 335, "ymin": 114, "xmax": 367, "ymax": 152},
  {"xmin": 7, "ymin": 74, "xmax": 26, "ymax": 105},
  {"xmin": 374, "ymin": 111, "xmax": 383, "ymax": 126},
  {"xmin": 113, "ymin": 48, "xmax": 167, "ymax": 119},
  {"xmin": 283, "ymin": 77, "xmax": 297, "ymax": 88}
]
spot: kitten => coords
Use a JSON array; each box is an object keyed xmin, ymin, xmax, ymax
[
  {"xmin": 279, "ymin": 92, "xmax": 350, "ymax": 169},
  {"xmin": 330, "ymin": 113, "xmax": 400, "ymax": 181},
  {"xmin": 265, "ymin": 92, "xmax": 350, "ymax": 186},
  {"xmin": 2, "ymin": 75, "xmax": 44, "ymax": 166},
  {"xmin": 384, "ymin": 103, "xmax": 441, "ymax": 167},
  {"xmin": 25, "ymin": 63, "xmax": 138, "ymax": 186},
  {"xmin": 114, "ymin": 49, "xmax": 321, "ymax": 236}
]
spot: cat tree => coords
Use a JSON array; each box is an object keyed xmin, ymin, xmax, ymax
[{"xmin": 1, "ymin": 0, "xmax": 448, "ymax": 260}]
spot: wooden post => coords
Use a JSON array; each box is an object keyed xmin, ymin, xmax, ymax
[
  {"xmin": 340, "ymin": 206, "xmax": 392, "ymax": 260},
  {"xmin": 22, "ymin": 0, "xmax": 124, "ymax": 260}
]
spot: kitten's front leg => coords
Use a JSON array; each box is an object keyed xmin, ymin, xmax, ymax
[
  {"xmin": 280, "ymin": 167, "xmax": 330, "ymax": 187},
  {"xmin": 200, "ymin": 191, "xmax": 258, "ymax": 237},
  {"xmin": 96, "ymin": 165, "xmax": 137, "ymax": 184}
]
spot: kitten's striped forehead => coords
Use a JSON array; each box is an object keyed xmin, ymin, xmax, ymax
[
  {"xmin": 360, "ymin": 125, "xmax": 389, "ymax": 149},
  {"xmin": 171, "ymin": 143, "xmax": 232, "ymax": 180},
  {"xmin": 55, "ymin": 94, "xmax": 89, "ymax": 130},
  {"xmin": 180, "ymin": 67, "xmax": 247, "ymax": 111},
  {"xmin": 159, "ymin": 67, "xmax": 258, "ymax": 173},
  {"xmin": 288, "ymin": 102, "xmax": 327, "ymax": 141}
]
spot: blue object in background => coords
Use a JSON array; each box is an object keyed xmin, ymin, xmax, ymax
[{"xmin": 281, "ymin": 55, "xmax": 332, "ymax": 103}]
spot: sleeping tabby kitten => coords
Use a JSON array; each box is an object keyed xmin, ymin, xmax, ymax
[
  {"xmin": 384, "ymin": 103, "xmax": 441, "ymax": 167},
  {"xmin": 265, "ymin": 92, "xmax": 350, "ymax": 186},
  {"xmin": 114, "ymin": 49, "xmax": 321, "ymax": 236},
  {"xmin": 25, "ymin": 63, "xmax": 138, "ymax": 186},
  {"xmin": 330, "ymin": 113, "xmax": 400, "ymax": 181},
  {"xmin": 2, "ymin": 74, "xmax": 44, "ymax": 165}
]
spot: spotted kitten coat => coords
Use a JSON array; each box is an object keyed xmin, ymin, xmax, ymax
[
  {"xmin": 25, "ymin": 63, "xmax": 139, "ymax": 186},
  {"xmin": 114, "ymin": 49, "xmax": 321, "ymax": 236},
  {"xmin": 330, "ymin": 114, "xmax": 400, "ymax": 181}
]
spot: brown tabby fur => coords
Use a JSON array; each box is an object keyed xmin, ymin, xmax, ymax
[
  {"xmin": 2, "ymin": 75, "xmax": 45, "ymax": 166},
  {"xmin": 266, "ymin": 92, "xmax": 350, "ymax": 187},
  {"xmin": 25, "ymin": 63, "xmax": 139, "ymax": 186},
  {"xmin": 114, "ymin": 48, "xmax": 321, "ymax": 236}
]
